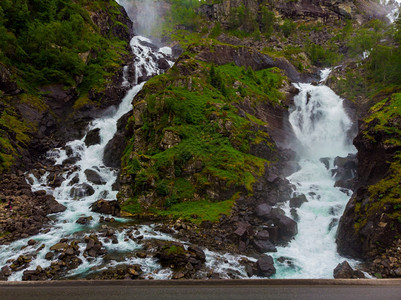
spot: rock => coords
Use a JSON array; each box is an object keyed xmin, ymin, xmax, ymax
[
  {"xmin": 90, "ymin": 199, "xmax": 121, "ymax": 217},
  {"xmin": 76, "ymin": 216, "xmax": 93, "ymax": 225},
  {"xmin": 84, "ymin": 128, "xmax": 101, "ymax": 146},
  {"xmin": 256, "ymin": 255, "xmax": 276, "ymax": 277},
  {"xmin": 103, "ymin": 112, "xmax": 131, "ymax": 168},
  {"xmin": 160, "ymin": 130, "xmax": 181, "ymax": 149},
  {"xmin": 50, "ymin": 243, "xmax": 68, "ymax": 251},
  {"xmin": 234, "ymin": 221, "xmax": 253, "ymax": 238},
  {"xmin": 27, "ymin": 239, "xmax": 36, "ymax": 246},
  {"xmin": 84, "ymin": 169, "xmax": 106, "ymax": 185},
  {"xmin": 0, "ymin": 63, "xmax": 18, "ymax": 94},
  {"xmin": 255, "ymin": 203, "xmax": 273, "ymax": 218},
  {"xmin": 333, "ymin": 261, "xmax": 365, "ymax": 279},
  {"xmin": 319, "ymin": 157, "xmax": 330, "ymax": 169},
  {"xmin": 45, "ymin": 252, "xmax": 54, "ymax": 260},
  {"xmin": 277, "ymin": 215, "xmax": 298, "ymax": 243},
  {"xmin": 157, "ymin": 57, "xmax": 170, "ymax": 71},
  {"xmin": 255, "ymin": 230, "xmax": 270, "ymax": 241},
  {"xmin": 69, "ymin": 183, "xmax": 95, "ymax": 198},
  {"xmin": 289, "ymin": 194, "xmax": 308, "ymax": 208},
  {"xmin": 46, "ymin": 197, "xmax": 67, "ymax": 214},
  {"xmin": 1, "ymin": 266, "xmax": 11, "ymax": 277},
  {"xmin": 253, "ymin": 239, "xmax": 277, "ymax": 253}
]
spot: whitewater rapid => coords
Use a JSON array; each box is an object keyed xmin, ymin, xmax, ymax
[{"xmin": 272, "ymin": 69, "xmax": 357, "ymax": 278}]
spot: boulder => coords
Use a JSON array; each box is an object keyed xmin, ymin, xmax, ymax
[
  {"xmin": 255, "ymin": 203, "xmax": 273, "ymax": 218},
  {"xmin": 234, "ymin": 221, "xmax": 254, "ymax": 238},
  {"xmin": 69, "ymin": 183, "xmax": 95, "ymax": 198},
  {"xmin": 256, "ymin": 255, "xmax": 276, "ymax": 277},
  {"xmin": 333, "ymin": 261, "xmax": 365, "ymax": 279},
  {"xmin": 255, "ymin": 230, "xmax": 270, "ymax": 241},
  {"xmin": 157, "ymin": 57, "xmax": 170, "ymax": 71},
  {"xmin": 289, "ymin": 194, "xmax": 308, "ymax": 208},
  {"xmin": 84, "ymin": 169, "xmax": 106, "ymax": 185},
  {"xmin": 84, "ymin": 128, "xmax": 101, "ymax": 147},
  {"xmin": 277, "ymin": 215, "xmax": 298, "ymax": 243},
  {"xmin": 253, "ymin": 239, "xmax": 277, "ymax": 253},
  {"xmin": 45, "ymin": 196, "xmax": 67, "ymax": 214},
  {"xmin": 76, "ymin": 216, "xmax": 93, "ymax": 225},
  {"xmin": 90, "ymin": 199, "xmax": 121, "ymax": 217}
]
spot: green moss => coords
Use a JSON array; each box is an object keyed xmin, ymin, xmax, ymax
[
  {"xmin": 155, "ymin": 198, "xmax": 235, "ymax": 224},
  {"xmin": 120, "ymin": 197, "xmax": 143, "ymax": 215},
  {"xmin": 165, "ymin": 245, "xmax": 185, "ymax": 255}
]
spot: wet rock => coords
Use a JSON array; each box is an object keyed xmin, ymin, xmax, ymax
[
  {"xmin": 69, "ymin": 183, "xmax": 95, "ymax": 198},
  {"xmin": 84, "ymin": 169, "xmax": 106, "ymax": 185},
  {"xmin": 277, "ymin": 215, "xmax": 298, "ymax": 243},
  {"xmin": 320, "ymin": 157, "xmax": 330, "ymax": 169},
  {"xmin": 333, "ymin": 261, "xmax": 365, "ymax": 279},
  {"xmin": 103, "ymin": 112, "xmax": 130, "ymax": 168},
  {"xmin": 289, "ymin": 194, "xmax": 308, "ymax": 208},
  {"xmin": 45, "ymin": 252, "xmax": 54, "ymax": 260},
  {"xmin": 50, "ymin": 242, "xmax": 68, "ymax": 252},
  {"xmin": 84, "ymin": 128, "xmax": 101, "ymax": 147},
  {"xmin": 253, "ymin": 239, "xmax": 277, "ymax": 253},
  {"xmin": 256, "ymin": 255, "xmax": 276, "ymax": 277},
  {"xmin": 155, "ymin": 241, "xmax": 205, "ymax": 274},
  {"xmin": 45, "ymin": 196, "xmax": 67, "ymax": 214},
  {"xmin": 27, "ymin": 239, "xmax": 36, "ymax": 246},
  {"xmin": 76, "ymin": 216, "xmax": 93, "ymax": 225},
  {"xmin": 90, "ymin": 199, "xmax": 121, "ymax": 217},
  {"xmin": 1, "ymin": 266, "xmax": 11, "ymax": 277},
  {"xmin": 157, "ymin": 57, "xmax": 170, "ymax": 71}
]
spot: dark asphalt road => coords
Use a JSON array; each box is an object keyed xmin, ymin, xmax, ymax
[{"xmin": 1, "ymin": 279, "xmax": 401, "ymax": 300}]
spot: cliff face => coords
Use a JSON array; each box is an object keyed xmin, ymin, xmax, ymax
[
  {"xmin": 198, "ymin": 0, "xmax": 389, "ymax": 28},
  {"xmin": 337, "ymin": 94, "xmax": 401, "ymax": 276}
]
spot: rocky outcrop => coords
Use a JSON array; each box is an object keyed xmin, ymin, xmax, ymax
[
  {"xmin": 197, "ymin": 0, "xmax": 390, "ymax": 27},
  {"xmin": 337, "ymin": 94, "xmax": 401, "ymax": 273},
  {"xmin": 333, "ymin": 261, "xmax": 365, "ymax": 279},
  {"xmin": 192, "ymin": 43, "xmax": 303, "ymax": 82}
]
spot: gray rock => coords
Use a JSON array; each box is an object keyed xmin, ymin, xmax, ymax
[
  {"xmin": 255, "ymin": 203, "xmax": 273, "ymax": 218},
  {"xmin": 84, "ymin": 169, "xmax": 106, "ymax": 185},
  {"xmin": 84, "ymin": 128, "xmax": 101, "ymax": 147},
  {"xmin": 277, "ymin": 215, "xmax": 298, "ymax": 243},
  {"xmin": 290, "ymin": 194, "xmax": 308, "ymax": 208},
  {"xmin": 253, "ymin": 239, "xmax": 277, "ymax": 253},
  {"xmin": 69, "ymin": 183, "xmax": 95, "ymax": 198},
  {"xmin": 256, "ymin": 255, "xmax": 276, "ymax": 277}
]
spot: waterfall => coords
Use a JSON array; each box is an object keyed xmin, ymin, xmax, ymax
[{"xmin": 272, "ymin": 69, "xmax": 357, "ymax": 278}]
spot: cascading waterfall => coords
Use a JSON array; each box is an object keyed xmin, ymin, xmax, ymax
[{"xmin": 272, "ymin": 69, "xmax": 357, "ymax": 278}]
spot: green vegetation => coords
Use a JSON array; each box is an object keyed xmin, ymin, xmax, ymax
[
  {"xmin": 120, "ymin": 52, "xmax": 286, "ymax": 222},
  {"xmin": 0, "ymin": 0, "xmax": 129, "ymax": 92},
  {"xmin": 0, "ymin": 0, "xmax": 131, "ymax": 171},
  {"xmin": 156, "ymin": 199, "xmax": 235, "ymax": 224},
  {"xmin": 353, "ymin": 94, "xmax": 401, "ymax": 230}
]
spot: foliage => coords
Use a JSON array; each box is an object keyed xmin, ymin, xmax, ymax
[
  {"xmin": 280, "ymin": 19, "xmax": 296, "ymax": 38},
  {"xmin": 0, "ymin": 0, "xmax": 128, "ymax": 91},
  {"xmin": 121, "ymin": 55, "xmax": 286, "ymax": 221}
]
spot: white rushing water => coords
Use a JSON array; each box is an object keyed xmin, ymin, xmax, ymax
[{"xmin": 272, "ymin": 69, "xmax": 357, "ymax": 278}]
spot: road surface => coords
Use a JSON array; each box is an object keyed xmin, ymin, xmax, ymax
[{"xmin": 1, "ymin": 279, "xmax": 401, "ymax": 299}]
